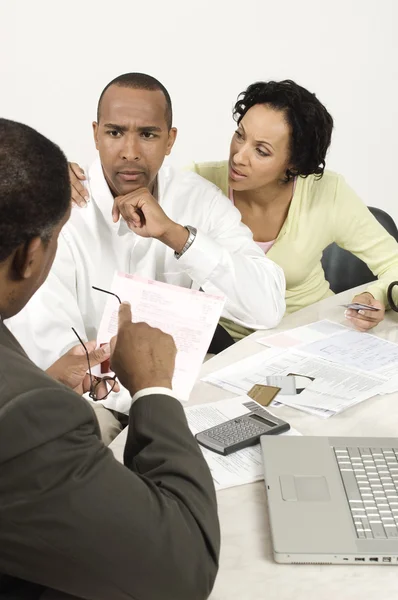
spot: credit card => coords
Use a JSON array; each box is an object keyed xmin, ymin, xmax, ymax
[
  {"xmin": 343, "ymin": 303, "xmax": 380, "ymax": 312},
  {"xmin": 247, "ymin": 384, "xmax": 281, "ymax": 406}
]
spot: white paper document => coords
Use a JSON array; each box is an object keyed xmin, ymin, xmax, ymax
[
  {"xmin": 202, "ymin": 347, "xmax": 286, "ymax": 396},
  {"xmin": 202, "ymin": 346, "xmax": 388, "ymax": 418},
  {"xmin": 246, "ymin": 319, "xmax": 398, "ymax": 417},
  {"xmin": 299, "ymin": 329, "xmax": 398, "ymax": 377},
  {"xmin": 185, "ymin": 396, "xmax": 300, "ymax": 490},
  {"xmin": 97, "ymin": 272, "xmax": 225, "ymax": 400},
  {"xmin": 257, "ymin": 320, "xmax": 349, "ymax": 349}
]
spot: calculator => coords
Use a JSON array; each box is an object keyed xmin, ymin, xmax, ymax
[{"xmin": 195, "ymin": 408, "xmax": 290, "ymax": 456}]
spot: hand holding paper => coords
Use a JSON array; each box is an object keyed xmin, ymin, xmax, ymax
[
  {"xmin": 98, "ymin": 272, "xmax": 225, "ymax": 400},
  {"xmin": 110, "ymin": 301, "xmax": 177, "ymax": 396}
]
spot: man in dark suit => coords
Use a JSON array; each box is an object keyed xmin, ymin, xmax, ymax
[{"xmin": 0, "ymin": 118, "xmax": 220, "ymax": 600}]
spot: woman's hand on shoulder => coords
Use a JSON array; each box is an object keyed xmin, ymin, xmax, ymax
[{"xmin": 69, "ymin": 162, "xmax": 89, "ymax": 207}]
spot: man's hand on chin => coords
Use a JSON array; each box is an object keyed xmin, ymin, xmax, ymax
[{"xmin": 112, "ymin": 188, "xmax": 189, "ymax": 252}]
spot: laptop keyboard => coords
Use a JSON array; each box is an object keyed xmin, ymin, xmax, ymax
[{"xmin": 334, "ymin": 447, "xmax": 398, "ymax": 539}]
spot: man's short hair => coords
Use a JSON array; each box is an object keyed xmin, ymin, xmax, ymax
[
  {"xmin": 97, "ymin": 72, "xmax": 173, "ymax": 129},
  {"xmin": 0, "ymin": 119, "xmax": 70, "ymax": 262}
]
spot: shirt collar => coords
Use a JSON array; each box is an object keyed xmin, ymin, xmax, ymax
[{"xmin": 86, "ymin": 157, "xmax": 161, "ymax": 237}]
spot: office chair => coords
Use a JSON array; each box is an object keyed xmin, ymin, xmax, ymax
[
  {"xmin": 321, "ymin": 206, "xmax": 398, "ymax": 294},
  {"xmin": 208, "ymin": 323, "xmax": 235, "ymax": 354}
]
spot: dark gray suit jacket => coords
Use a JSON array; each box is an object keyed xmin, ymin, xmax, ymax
[{"xmin": 0, "ymin": 322, "xmax": 220, "ymax": 600}]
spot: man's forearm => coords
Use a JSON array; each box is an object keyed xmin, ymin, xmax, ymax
[{"xmin": 158, "ymin": 222, "xmax": 189, "ymax": 252}]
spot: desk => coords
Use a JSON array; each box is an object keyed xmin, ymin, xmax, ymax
[{"xmin": 110, "ymin": 286, "xmax": 398, "ymax": 600}]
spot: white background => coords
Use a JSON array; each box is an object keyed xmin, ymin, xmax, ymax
[{"xmin": 1, "ymin": 0, "xmax": 398, "ymax": 219}]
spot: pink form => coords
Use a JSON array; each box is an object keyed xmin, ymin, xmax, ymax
[{"xmin": 96, "ymin": 272, "xmax": 225, "ymax": 400}]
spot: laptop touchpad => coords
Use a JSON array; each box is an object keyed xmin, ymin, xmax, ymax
[{"xmin": 280, "ymin": 475, "xmax": 330, "ymax": 502}]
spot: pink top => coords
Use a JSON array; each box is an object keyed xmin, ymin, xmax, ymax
[
  {"xmin": 228, "ymin": 188, "xmax": 275, "ymax": 254},
  {"xmin": 228, "ymin": 179, "xmax": 297, "ymax": 255}
]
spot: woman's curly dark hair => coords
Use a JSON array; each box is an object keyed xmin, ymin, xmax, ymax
[{"xmin": 233, "ymin": 80, "xmax": 334, "ymax": 182}]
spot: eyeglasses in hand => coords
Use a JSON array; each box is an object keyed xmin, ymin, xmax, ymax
[
  {"xmin": 71, "ymin": 286, "xmax": 122, "ymax": 401},
  {"xmin": 71, "ymin": 327, "xmax": 117, "ymax": 401}
]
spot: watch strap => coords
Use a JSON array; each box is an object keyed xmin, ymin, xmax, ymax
[{"xmin": 174, "ymin": 225, "xmax": 197, "ymax": 259}]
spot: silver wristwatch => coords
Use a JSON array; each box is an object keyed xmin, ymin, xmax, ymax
[{"xmin": 174, "ymin": 225, "xmax": 197, "ymax": 259}]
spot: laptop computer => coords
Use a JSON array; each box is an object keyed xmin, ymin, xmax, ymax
[{"xmin": 260, "ymin": 436, "xmax": 398, "ymax": 565}]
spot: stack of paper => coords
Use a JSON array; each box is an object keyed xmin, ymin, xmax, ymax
[
  {"xmin": 203, "ymin": 320, "xmax": 398, "ymax": 418},
  {"xmin": 185, "ymin": 396, "xmax": 300, "ymax": 490}
]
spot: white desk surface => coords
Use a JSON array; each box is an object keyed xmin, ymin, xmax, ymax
[{"xmin": 110, "ymin": 285, "xmax": 398, "ymax": 600}]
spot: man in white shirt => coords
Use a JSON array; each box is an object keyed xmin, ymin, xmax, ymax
[{"xmin": 8, "ymin": 72, "xmax": 285, "ymax": 440}]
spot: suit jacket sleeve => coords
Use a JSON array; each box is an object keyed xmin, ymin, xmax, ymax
[{"xmin": 0, "ymin": 388, "xmax": 220, "ymax": 600}]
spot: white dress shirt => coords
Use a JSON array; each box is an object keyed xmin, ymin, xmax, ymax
[{"xmin": 7, "ymin": 158, "xmax": 285, "ymax": 412}]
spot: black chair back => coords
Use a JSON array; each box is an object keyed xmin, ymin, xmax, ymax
[{"xmin": 321, "ymin": 206, "xmax": 398, "ymax": 294}]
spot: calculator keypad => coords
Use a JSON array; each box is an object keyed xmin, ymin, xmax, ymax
[{"xmin": 208, "ymin": 417, "xmax": 270, "ymax": 445}]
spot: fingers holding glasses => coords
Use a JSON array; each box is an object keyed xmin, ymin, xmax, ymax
[
  {"xmin": 68, "ymin": 328, "xmax": 118, "ymax": 400},
  {"xmin": 46, "ymin": 339, "xmax": 111, "ymax": 396},
  {"xmin": 90, "ymin": 376, "xmax": 120, "ymax": 400},
  {"xmin": 87, "ymin": 343, "xmax": 111, "ymax": 367}
]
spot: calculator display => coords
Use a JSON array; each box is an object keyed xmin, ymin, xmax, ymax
[{"xmin": 249, "ymin": 413, "xmax": 277, "ymax": 428}]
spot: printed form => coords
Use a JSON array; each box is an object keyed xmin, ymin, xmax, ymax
[
  {"xmin": 97, "ymin": 272, "xmax": 225, "ymax": 400},
  {"xmin": 257, "ymin": 319, "xmax": 349, "ymax": 349},
  {"xmin": 202, "ymin": 339, "xmax": 390, "ymax": 417},
  {"xmin": 298, "ymin": 329, "xmax": 398, "ymax": 377},
  {"xmin": 185, "ymin": 396, "xmax": 300, "ymax": 490}
]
